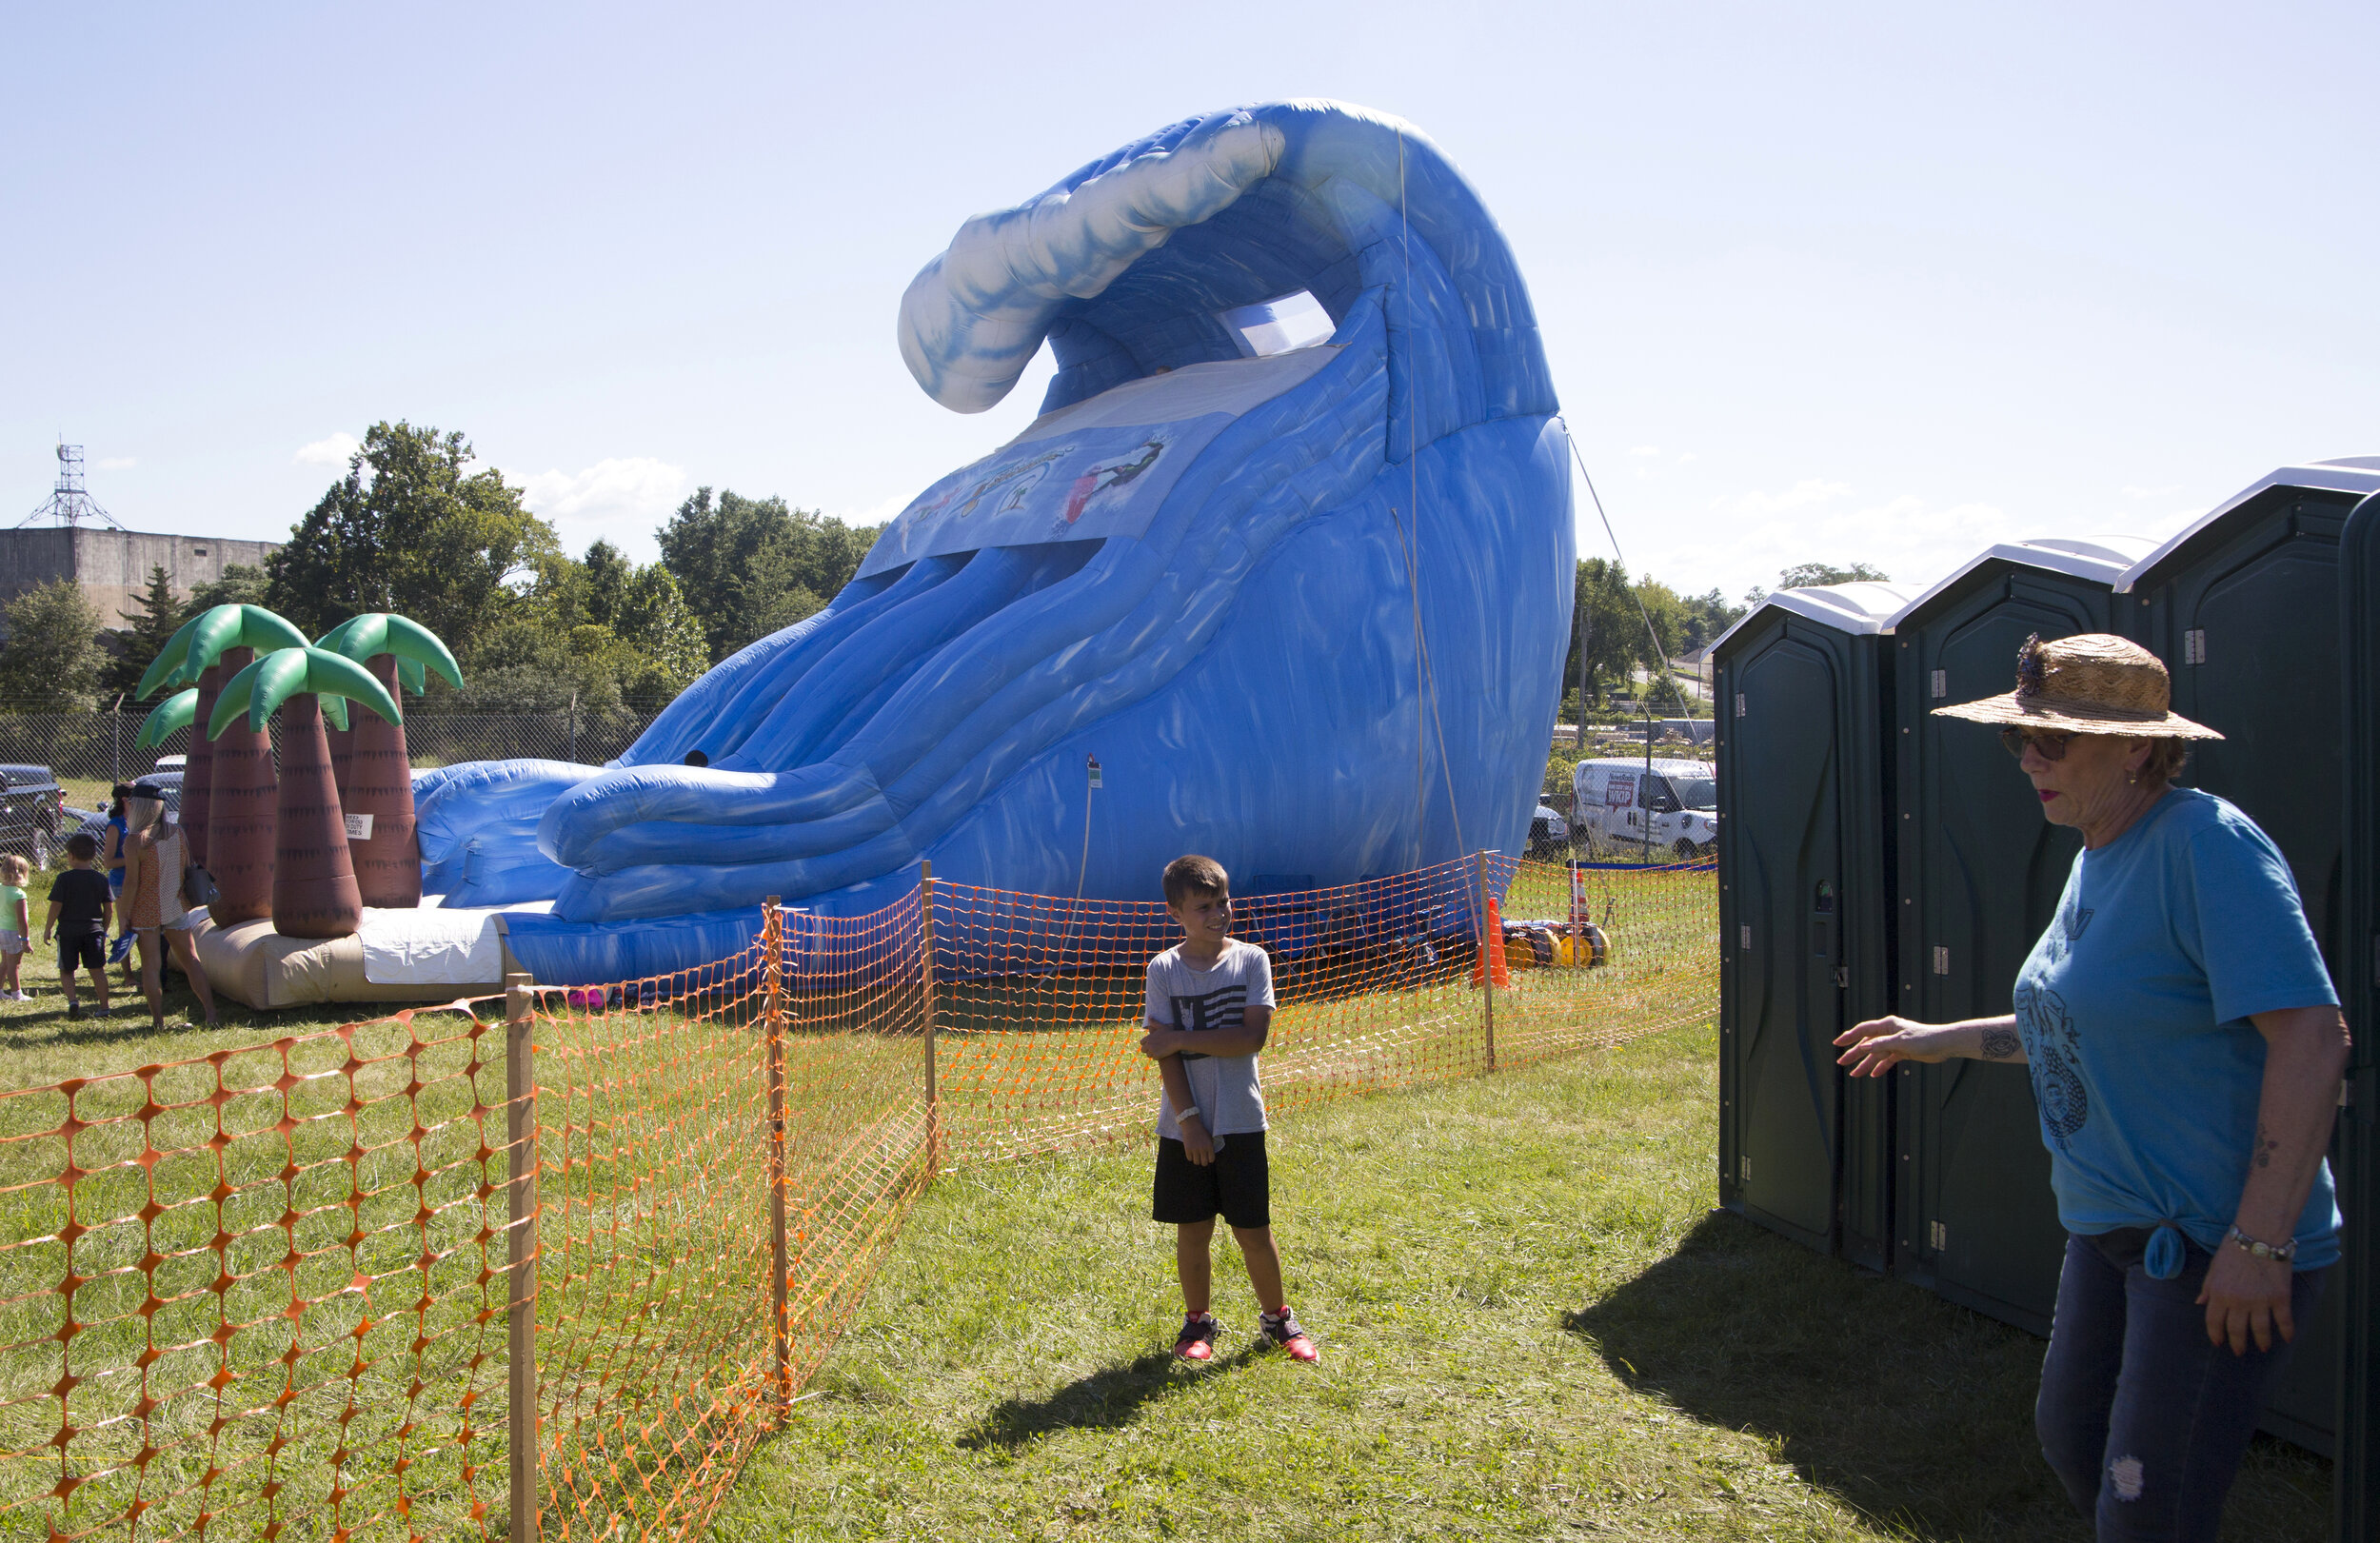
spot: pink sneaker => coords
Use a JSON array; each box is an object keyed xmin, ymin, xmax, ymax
[
  {"xmin": 1172, "ymin": 1313, "xmax": 1221, "ymax": 1362},
  {"xmin": 1258, "ymin": 1307, "xmax": 1319, "ymax": 1364}
]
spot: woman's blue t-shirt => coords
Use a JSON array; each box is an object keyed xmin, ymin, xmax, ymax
[{"xmin": 2013, "ymin": 787, "xmax": 2340, "ymax": 1267}]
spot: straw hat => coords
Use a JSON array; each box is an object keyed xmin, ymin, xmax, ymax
[{"xmin": 1932, "ymin": 632, "xmax": 2222, "ymax": 740}]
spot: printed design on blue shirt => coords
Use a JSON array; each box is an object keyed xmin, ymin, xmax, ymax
[
  {"xmin": 2034, "ymin": 892, "xmax": 2092, "ymax": 969},
  {"xmin": 1168, "ymin": 985, "xmax": 1249, "ymax": 1060},
  {"xmin": 2018, "ymin": 983, "xmax": 2090, "ymax": 1143}
]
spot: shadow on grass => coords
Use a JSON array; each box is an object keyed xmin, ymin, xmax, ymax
[
  {"xmin": 1567, "ymin": 1210, "xmax": 2087, "ymax": 1540},
  {"xmin": 958, "ymin": 1349, "xmax": 1242, "ymax": 1453},
  {"xmin": 1565, "ymin": 1210, "xmax": 2330, "ymax": 1542}
]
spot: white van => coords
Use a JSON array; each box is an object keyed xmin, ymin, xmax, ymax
[{"xmin": 1571, "ymin": 758, "xmax": 1718, "ymax": 860}]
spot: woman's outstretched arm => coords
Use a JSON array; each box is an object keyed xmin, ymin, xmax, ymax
[{"xmin": 1834, "ymin": 1014, "xmax": 2027, "ymax": 1078}]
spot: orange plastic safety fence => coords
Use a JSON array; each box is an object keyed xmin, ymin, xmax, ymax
[
  {"xmin": 929, "ymin": 855, "xmax": 1717, "ymax": 1164},
  {"xmin": 0, "ymin": 1003, "xmax": 521, "ymax": 1541},
  {"xmin": 0, "ymin": 855, "xmax": 1712, "ymax": 1540}
]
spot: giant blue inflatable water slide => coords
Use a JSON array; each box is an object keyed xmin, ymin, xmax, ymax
[{"xmin": 414, "ymin": 99, "xmax": 1575, "ymax": 983}]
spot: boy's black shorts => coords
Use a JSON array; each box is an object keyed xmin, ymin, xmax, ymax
[
  {"xmin": 57, "ymin": 932, "xmax": 106, "ymax": 975},
  {"xmin": 1153, "ymin": 1130, "xmax": 1270, "ymax": 1230}
]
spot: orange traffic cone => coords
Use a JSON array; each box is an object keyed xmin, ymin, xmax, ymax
[{"xmin": 1471, "ymin": 897, "xmax": 1512, "ymax": 988}]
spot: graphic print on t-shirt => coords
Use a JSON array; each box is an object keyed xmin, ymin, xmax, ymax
[
  {"xmin": 2016, "ymin": 885, "xmax": 2094, "ymax": 1146},
  {"xmin": 1168, "ymin": 983, "xmax": 1249, "ymax": 1059}
]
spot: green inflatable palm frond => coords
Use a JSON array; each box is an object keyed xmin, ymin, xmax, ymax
[{"xmin": 208, "ymin": 647, "xmax": 405, "ymax": 739}]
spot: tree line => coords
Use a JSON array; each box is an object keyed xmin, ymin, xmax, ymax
[
  {"xmin": 0, "ymin": 421, "xmax": 882, "ymax": 716},
  {"xmin": 1559, "ymin": 560, "xmax": 1893, "ymax": 718}
]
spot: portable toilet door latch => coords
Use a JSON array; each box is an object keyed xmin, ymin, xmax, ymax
[{"xmin": 1930, "ymin": 1220, "xmax": 1948, "ymax": 1251}]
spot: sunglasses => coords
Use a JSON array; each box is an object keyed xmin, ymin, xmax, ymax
[{"xmin": 1999, "ymin": 727, "xmax": 2073, "ymax": 762}]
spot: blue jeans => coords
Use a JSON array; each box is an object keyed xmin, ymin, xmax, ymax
[{"xmin": 2036, "ymin": 1230, "xmax": 2327, "ymax": 1541}]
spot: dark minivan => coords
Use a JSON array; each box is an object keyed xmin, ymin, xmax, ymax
[{"xmin": 0, "ymin": 764, "xmax": 65, "ymax": 866}]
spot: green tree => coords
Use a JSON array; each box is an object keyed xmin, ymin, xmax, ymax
[
  {"xmin": 1561, "ymin": 559, "xmax": 1643, "ymax": 710},
  {"xmin": 266, "ymin": 422, "xmax": 560, "ymax": 653},
  {"xmin": 187, "ymin": 563, "xmax": 271, "ymax": 614},
  {"xmin": 616, "ymin": 564, "xmax": 709, "ymax": 705},
  {"xmin": 1676, "ymin": 587, "xmax": 1746, "ymax": 653},
  {"xmin": 1775, "ymin": 561, "xmax": 1889, "ymax": 590},
  {"xmin": 659, "ymin": 487, "xmax": 879, "ymax": 662},
  {"xmin": 0, "ymin": 579, "xmax": 108, "ymax": 709},
  {"xmin": 581, "ymin": 540, "xmax": 633, "ymax": 630},
  {"xmin": 103, "ymin": 564, "xmax": 185, "ymax": 699}
]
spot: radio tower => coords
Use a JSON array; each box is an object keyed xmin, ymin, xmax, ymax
[{"xmin": 19, "ymin": 440, "xmax": 128, "ymax": 530}]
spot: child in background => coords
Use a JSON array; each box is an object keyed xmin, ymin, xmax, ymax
[
  {"xmin": 104, "ymin": 786, "xmax": 137, "ymax": 984},
  {"xmin": 45, "ymin": 833, "xmax": 113, "ymax": 1020},
  {"xmin": 0, "ymin": 853, "xmax": 30, "ymax": 1002},
  {"xmin": 1139, "ymin": 853, "xmax": 1319, "ymax": 1364}
]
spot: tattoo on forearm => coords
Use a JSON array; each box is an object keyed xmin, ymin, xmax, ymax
[
  {"xmin": 2253, "ymin": 1123, "xmax": 2278, "ymax": 1170},
  {"xmin": 1980, "ymin": 1028, "xmax": 2020, "ymax": 1060}
]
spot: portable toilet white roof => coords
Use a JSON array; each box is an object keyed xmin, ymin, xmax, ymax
[
  {"xmin": 2114, "ymin": 457, "xmax": 2380, "ymax": 594},
  {"xmin": 1709, "ymin": 581, "xmax": 1914, "ymax": 657},
  {"xmin": 1885, "ymin": 535, "xmax": 2156, "ymax": 633}
]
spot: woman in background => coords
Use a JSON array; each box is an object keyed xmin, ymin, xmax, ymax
[{"xmin": 117, "ymin": 782, "xmax": 219, "ymax": 1031}]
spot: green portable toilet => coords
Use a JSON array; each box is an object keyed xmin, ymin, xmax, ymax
[
  {"xmin": 1713, "ymin": 582, "xmax": 1912, "ymax": 1269},
  {"xmin": 2335, "ymin": 485, "xmax": 2380, "ymax": 1538},
  {"xmin": 1887, "ymin": 535, "xmax": 2154, "ymax": 1332},
  {"xmin": 2119, "ymin": 458, "xmax": 2380, "ymax": 1457}
]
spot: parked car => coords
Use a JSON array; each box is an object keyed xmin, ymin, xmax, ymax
[
  {"xmin": 0, "ymin": 764, "xmax": 66, "ymax": 866},
  {"xmin": 1527, "ymin": 801, "xmax": 1571, "ymax": 857},
  {"xmin": 1571, "ymin": 758, "xmax": 1718, "ymax": 860}
]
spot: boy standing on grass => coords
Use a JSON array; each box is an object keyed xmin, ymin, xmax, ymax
[
  {"xmin": 45, "ymin": 834, "xmax": 113, "ymax": 1021},
  {"xmin": 1140, "ymin": 854, "xmax": 1319, "ymax": 1365}
]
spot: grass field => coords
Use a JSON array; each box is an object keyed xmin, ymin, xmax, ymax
[{"xmin": 711, "ymin": 1020, "xmax": 2332, "ymax": 1543}]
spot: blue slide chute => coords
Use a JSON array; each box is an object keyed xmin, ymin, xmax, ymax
[{"xmin": 417, "ymin": 99, "xmax": 1574, "ymax": 965}]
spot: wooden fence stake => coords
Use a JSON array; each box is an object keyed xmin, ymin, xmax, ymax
[
  {"xmin": 1478, "ymin": 853, "xmax": 1498, "ymax": 1074},
  {"xmin": 919, "ymin": 861, "xmax": 940, "ymax": 1170},
  {"xmin": 505, "ymin": 972, "xmax": 540, "ymax": 1543},
  {"xmin": 762, "ymin": 898, "xmax": 790, "ymax": 1417}
]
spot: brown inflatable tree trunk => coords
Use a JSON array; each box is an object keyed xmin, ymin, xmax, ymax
[
  {"xmin": 347, "ymin": 654, "xmax": 421, "ymax": 908},
  {"xmin": 207, "ymin": 646, "xmax": 278, "ymax": 925},
  {"xmin": 272, "ymin": 695, "xmax": 363, "ymax": 939},
  {"xmin": 181, "ymin": 662, "xmax": 224, "ymax": 867},
  {"xmin": 327, "ymin": 717, "xmax": 354, "ymax": 801}
]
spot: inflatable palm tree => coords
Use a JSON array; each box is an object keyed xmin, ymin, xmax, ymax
[
  {"xmin": 316, "ymin": 615, "xmax": 460, "ymax": 908},
  {"xmin": 208, "ymin": 648, "xmax": 401, "ymax": 939},
  {"xmin": 136, "ymin": 604, "xmax": 307, "ymax": 903}
]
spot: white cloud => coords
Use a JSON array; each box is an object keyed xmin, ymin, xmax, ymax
[
  {"xmin": 828, "ymin": 492, "xmax": 911, "ymax": 531},
  {"xmin": 517, "ymin": 457, "xmax": 690, "ymax": 555},
  {"xmin": 93, "ymin": 456, "xmax": 137, "ymax": 471},
  {"xmin": 293, "ymin": 432, "xmax": 360, "ymax": 466},
  {"xmin": 1706, "ymin": 478, "xmax": 1853, "ymax": 520}
]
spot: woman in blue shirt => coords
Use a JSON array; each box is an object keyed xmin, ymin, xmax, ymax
[{"xmin": 1836, "ymin": 633, "xmax": 2349, "ymax": 1542}]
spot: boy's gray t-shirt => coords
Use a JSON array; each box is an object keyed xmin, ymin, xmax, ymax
[{"xmin": 1144, "ymin": 939, "xmax": 1275, "ymax": 1139}]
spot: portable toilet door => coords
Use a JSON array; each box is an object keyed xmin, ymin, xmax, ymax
[
  {"xmin": 2119, "ymin": 458, "xmax": 2380, "ymax": 1457},
  {"xmin": 1712, "ymin": 582, "xmax": 1910, "ymax": 1268},
  {"xmin": 1888, "ymin": 535, "xmax": 2154, "ymax": 1333},
  {"xmin": 2334, "ymin": 485, "xmax": 2380, "ymax": 1536}
]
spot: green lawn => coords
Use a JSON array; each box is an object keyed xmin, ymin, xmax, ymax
[{"xmin": 710, "ymin": 1021, "xmax": 2331, "ymax": 1543}]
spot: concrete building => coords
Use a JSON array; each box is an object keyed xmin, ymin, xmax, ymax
[{"xmin": 0, "ymin": 526, "xmax": 282, "ymax": 627}]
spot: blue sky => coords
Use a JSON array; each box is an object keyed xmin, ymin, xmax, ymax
[{"xmin": 5, "ymin": 2, "xmax": 2374, "ymax": 604}]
